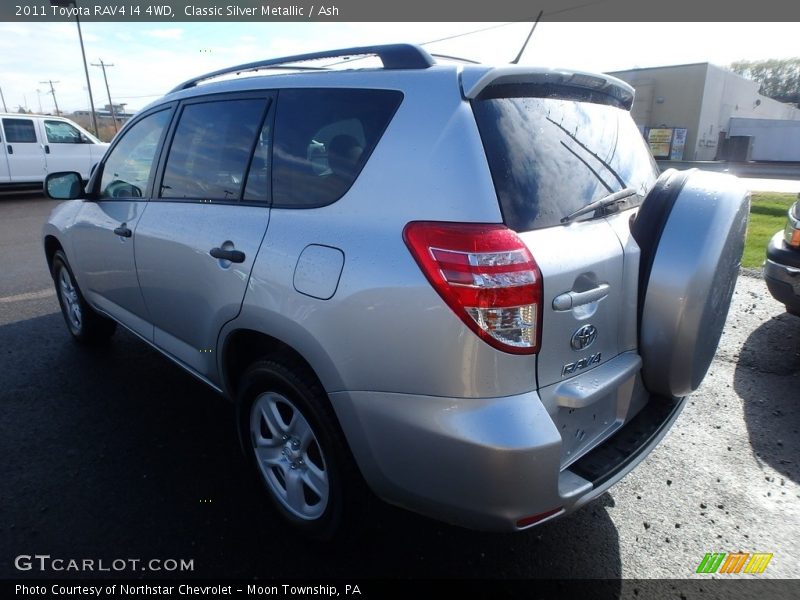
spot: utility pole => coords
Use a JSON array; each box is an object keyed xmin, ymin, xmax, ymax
[
  {"xmin": 92, "ymin": 59, "xmax": 117, "ymax": 133},
  {"xmin": 75, "ymin": 9, "xmax": 98, "ymax": 135},
  {"xmin": 49, "ymin": 1, "xmax": 98, "ymax": 134},
  {"xmin": 0, "ymin": 86, "xmax": 7, "ymax": 112},
  {"xmin": 40, "ymin": 80, "xmax": 61, "ymax": 115}
]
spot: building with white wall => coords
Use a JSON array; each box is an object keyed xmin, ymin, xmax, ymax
[{"xmin": 608, "ymin": 63, "xmax": 800, "ymax": 161}]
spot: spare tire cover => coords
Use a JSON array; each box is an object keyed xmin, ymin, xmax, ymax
[{"xmin": 633, "ymin": 169, "xmax": 749, "ymax": 398}]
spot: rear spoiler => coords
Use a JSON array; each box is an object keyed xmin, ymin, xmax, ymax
[{"xmin": 461, "ymin": 66, "xmax": 635, "ymax": 110}]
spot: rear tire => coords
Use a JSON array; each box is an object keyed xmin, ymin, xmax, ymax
[
  {"xmin": 236, "ymin": 357, "xmax": 368, "ymax": 540},
  {"xmin": 51, "ymin": 250, "xmax": 117, "ymax": 344}
]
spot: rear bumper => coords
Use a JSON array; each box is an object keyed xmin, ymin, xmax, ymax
[
  {"xmin": 764, "ymin": 231, "xmax": 800, "ymax": 312},
  {"xmin": 330, "ymin": 364, "xmax": 685, "ymax": 531}
]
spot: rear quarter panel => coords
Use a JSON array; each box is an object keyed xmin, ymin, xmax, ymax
[{"xmin": 224, "ymin": 71, "xmax": 539, "ymax": 399}]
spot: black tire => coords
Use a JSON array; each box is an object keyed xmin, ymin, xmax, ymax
[
  {"xmin": 51, "ymin": 250, "xmax": 117, "ymax": 344},
  {"xmin": 236, "ymin": 357, "xmax": 368, "ymax": 540}
]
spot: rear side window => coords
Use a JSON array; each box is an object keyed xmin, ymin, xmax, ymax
[
  {"xmin": 2, "ymin": 118, "xmax": 37, "ymax": 143},
  {"xmin": 160, "ymin": 98, "xmax": 267, "ymax": 202},
  {"xmin": 472, "ymin": 85, "xmax": 658, "ymax": 232},
  {"xmin": 272, "ymin": 89, "xmax": 403, "ymax": 208}
]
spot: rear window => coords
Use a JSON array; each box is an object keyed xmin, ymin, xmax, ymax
[
  {"xmin": 272, "ymin": 88, "xmax": 403, "ymax": 208},
  {"xmin": 472, "ymin": 84, "xmax": 658, "ymax": 232}
]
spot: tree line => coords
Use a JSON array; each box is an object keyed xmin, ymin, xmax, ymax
[{"xmin": 730, "ymin": 57, "xmax": 800, "ymax": 106}]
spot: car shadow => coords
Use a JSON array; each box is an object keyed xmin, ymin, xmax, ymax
[
  {"xmin": 0, "ymin": 313, "xmax": 622, "ymax": 586},
  {"xmin": 733, "ymin": 311, "xmax": 800, "ymax": 483}
]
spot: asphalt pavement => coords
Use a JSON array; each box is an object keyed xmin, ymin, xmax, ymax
[{"xmin": 0, "ymin": 193, "xmax": 798, "ymax": 585}]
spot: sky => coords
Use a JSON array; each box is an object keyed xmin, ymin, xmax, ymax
[{"xmin": 0, "ymin": 21, "xmax": 797, "ymax": 114}]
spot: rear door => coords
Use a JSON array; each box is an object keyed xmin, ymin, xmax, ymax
[
  {"xmin": 134, "ymin": 93, "xmax": 274, "ymax": 384},
  {"xmin": 2, "ymin": 117, "xmax": 45, "ymax": 182}
]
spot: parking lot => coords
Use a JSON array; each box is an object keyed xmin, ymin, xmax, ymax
[{"xmin": 0, "ymin": 193, "xmax": 798, "ymax": 582}]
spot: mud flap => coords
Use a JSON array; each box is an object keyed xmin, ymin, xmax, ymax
[{"xmin": 632, "ymin": 169, "xmax": 750, "ymax": 398}]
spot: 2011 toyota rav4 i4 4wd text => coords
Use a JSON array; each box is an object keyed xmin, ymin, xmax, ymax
[{"xmin": 43, "ymin": 44, "xmax": 750, "ymax": 539}]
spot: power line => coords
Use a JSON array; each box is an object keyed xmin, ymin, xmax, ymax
[
  {"xmin": 111, "ymin": 93, "xmax": 162, "ymax": 99},
  {"xmin": 419, "ymin": 22, "xmax": 519, "ymax": 47},
  {"xmin": 324, "ymin": 2, "xmax": 613, "ymax": 68}
]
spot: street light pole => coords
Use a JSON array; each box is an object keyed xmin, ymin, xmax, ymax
[{"xmin": 50, "ymin": 0, "xmax": 98, "ymax": 134}]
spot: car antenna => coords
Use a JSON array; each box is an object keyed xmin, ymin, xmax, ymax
[{"xmin": 510, "ymin": 10, "xmax": 544, "ymax": 65}]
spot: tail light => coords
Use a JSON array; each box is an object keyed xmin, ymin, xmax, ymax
[{"xmin": 403, "ymin": 221, "xmax": 542, "ymax": 355}]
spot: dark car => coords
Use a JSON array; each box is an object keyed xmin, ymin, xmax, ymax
[{"xmin": 764, "ymin": 195, "xmax": 800, "ymax": 316}]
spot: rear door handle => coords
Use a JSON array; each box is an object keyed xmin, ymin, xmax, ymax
[
  {"xmin": 6, "ymin": 145, "xmax": 12, "ymax": 154},
  {"xmin": 44, "ymin": 144, "xmax": 50, "ymax": 154},
  {"xmin": 553, "ymin": 283, "xmax": 610, "ymax": 311},
  {"xmin": 210, "ymin": 247, "xmax": 245, "ymax": 263},
  {"xmin": 113, "ymin": 225, "xmax": 132, "ymax": 238}
]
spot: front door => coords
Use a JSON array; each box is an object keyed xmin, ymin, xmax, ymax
[
  {"xmin": 134, "ymin": 94, "xmax": 274, "ymax": 383},
  {"xmin": 69, "ymin": 107, "xmax": 173, "ymax": 339},
  {"xmin": 41, "ymin": 118, "xmax": 95, "ymax": 179}
]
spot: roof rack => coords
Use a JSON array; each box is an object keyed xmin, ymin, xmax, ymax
[{"xmin": 169, "ymin": 43, "xmax": 435, "ymax": 93}]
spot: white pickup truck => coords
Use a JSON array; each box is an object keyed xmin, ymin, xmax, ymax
[{"xmin": 0, "ymin": 113, "xmax": 109, "ymax": 190}]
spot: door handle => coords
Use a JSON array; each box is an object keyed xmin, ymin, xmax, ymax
[
  {"xmin": 7, "ymin": 145, "xmax": 12, "ymax": 154},
  {"xmin": 113, "ymin": 225, "xmax": 132, "ymax": 238},
  {"xmin": 553, "ymin": 283, "xmax": 610, "ymax": 311},
  {"xmin": 44, "ymin": 144, "xmax": 50, "ymax": 154},
  {"xmin": 210, "ymin": 247, "xmax": 245, "ymax": 263}
]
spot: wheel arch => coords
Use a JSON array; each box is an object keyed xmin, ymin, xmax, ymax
[
  {"xmin": 43, "ymin": 234, "xmax": 64, "ymax": 272},
  {"xmin": 220, "ymin": 326, "xmax": 342, "ymax": 404}
]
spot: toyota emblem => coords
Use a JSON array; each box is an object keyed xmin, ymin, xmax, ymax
[{"xmin": 571, "ymin": 324, "xmax": 598, "ymax": 351}]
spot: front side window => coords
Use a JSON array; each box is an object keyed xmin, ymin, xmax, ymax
[
  {"xmin": 44, "ymin": 120, "xmax": 84, "ymax": 144},
  {"xmin": 160, "ymin": 98, "xmax": 267, "ymax": 202},
  {"xmin": 100, "ymin": 109, "xmax": 172, "ymax": 199},
  {"xmin": 272, "ymin": 89, "xmax": 403, "ymax": 208},
  {"xmin": 2, "ymin": 119, "xmax": 37, "ymax": 143}
]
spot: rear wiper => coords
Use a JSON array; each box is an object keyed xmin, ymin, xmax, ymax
[{"xmin": 561, "ymin": 187, "xmax": 639, "ymax": 224}]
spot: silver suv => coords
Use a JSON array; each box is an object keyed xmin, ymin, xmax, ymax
[{"xmin": 43, "ymin": 44, "xmax": 749, "ymax": 539}]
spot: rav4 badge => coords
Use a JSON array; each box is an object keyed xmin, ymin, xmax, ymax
[{"xmin": 562, "ymin": 353, "xmax": 602, "ymax": 377}]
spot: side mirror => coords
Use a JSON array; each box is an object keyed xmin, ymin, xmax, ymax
[{"xmin": 44, "ymin": 172, "xmax": 84, "ymax": 200}]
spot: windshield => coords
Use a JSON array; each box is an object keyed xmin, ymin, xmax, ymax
[{"xmin": 472, "ymin": 85, "xmax": 658, "ymax": 232}]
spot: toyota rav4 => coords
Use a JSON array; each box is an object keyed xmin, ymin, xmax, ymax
[{"xmin": 42, "ymin": 44, "xmax": 750, "ymax": 539}]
